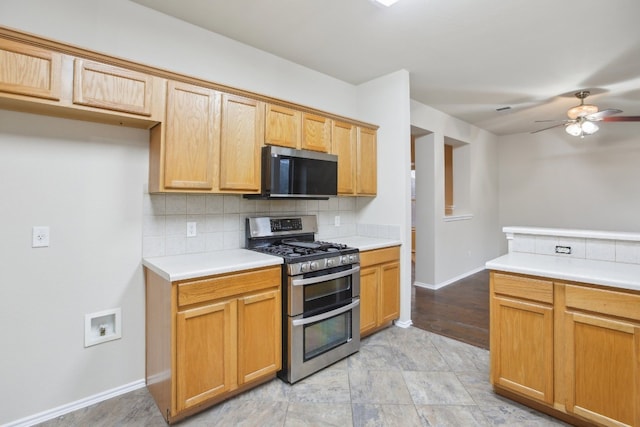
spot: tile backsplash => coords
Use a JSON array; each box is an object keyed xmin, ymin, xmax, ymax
[
  {"xmin": 142, "ymin": 193, "xmax": 399, "ymax": 258},
  {"xmin": 508, "ymin": 232, "xmax": 640, "ymax": 265}
]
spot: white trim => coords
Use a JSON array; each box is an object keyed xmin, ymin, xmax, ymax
[
  {"xmin": 5, "ymin": 379, "xmax": 146, "ymax": 427},
  {"xmin": 502, "ymin": 226, "xmax": 640, "ymax": 242},
  {"xmin": 394, "ymin": 319, "xmax": 413, "ymax": 328},
  {"xmin": 443, "ymin": 213, "xmax": 473, "ymax": 222},
  {"xmin": 413, "ymin": 266, "xmax": 485, "ymax": 290}
]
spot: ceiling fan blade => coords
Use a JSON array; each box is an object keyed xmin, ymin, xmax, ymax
[
  {"xmin": 602, "ymin": 115, "xmax": 640, "ymax": 122},
  {"xmin": 531, "ymin": 123, "xmax": 566, "ymax": 134},
  {"xmin": 585, "ymin": 109, "xmax": 623, "ymax": 121}
]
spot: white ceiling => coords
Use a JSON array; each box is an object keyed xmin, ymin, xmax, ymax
[{"xmin": 131, "ymin": 0, "xmax": 640, "ymax": 135}]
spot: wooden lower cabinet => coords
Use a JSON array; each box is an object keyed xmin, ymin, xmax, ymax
[
  {"xmin": 490, "ymin": 271, "xmax": 640, "ymax": 427},
  {"xmin": 176, "ymin": 299, "xmax": 235, "ymax": 412},
  {"xmin": 563, "ymin": 284, "xmax": 640, "ymax": 427},
  {"xmin": 490, "ymin": 273, "xmax": 554, "ymax": 405},
  {"xmin": 359, "ymin": 246, "xmax": 400, "ymax": 337},
  {"xmin": 145, "ymin": 265, "xmax": 281, "ymax": 424}
]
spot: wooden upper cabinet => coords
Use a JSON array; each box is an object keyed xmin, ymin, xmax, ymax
[
  {"xmin": 264, "ymin": 103, "xmax": 300, "ymax": 149},
  {"xmin": 302, "ymin": 113, "xmax": 331, "ymax": 153},
  {"xmin": 73, "ymin": 58, "xmax": 153, "ymax": 116},
  {"xmin": 219, "ymin": 93, "xmax": 264, "ymax": 192},
  {"xmin": 357, "ymin": 127, "xmax": 377, "ymax": 196},
  {"xmin": 331, "ymin": 120, "xmax": 357, "ymax": 195},
  {"xmin": 163, "ymin": 80, "xmax": 219, "ymax": 190},
  {"xmin": 0, "ymin": 38, "xmax": 61, "ymax": 101}
]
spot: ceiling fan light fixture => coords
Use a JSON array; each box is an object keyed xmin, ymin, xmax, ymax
[
  {"xmin": 567, "ymin": 103, "xmax": 598, "ymax": 119},
  {"xmin": 581, "ymin": 120, "xmax": 599, "ymax": 135},
  {"xmin": 565, "ymin": 122, "xmax": 582, "ymax": 137}
]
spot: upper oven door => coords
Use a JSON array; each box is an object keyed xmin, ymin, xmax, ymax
[{"xmin": 289, "ymin": 263, "xmax": 360, "ymax": 316}]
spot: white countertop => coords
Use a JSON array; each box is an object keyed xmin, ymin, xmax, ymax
[
  {"xmin": 327, "ymin": 236, "xmax": 402, "ymax": 251},
  {"xmin": 486, "ymin": 252, "xmax": 640, "ymax": 292},
  {"xmin": 143, "ymin": 249, "xmax": 283, "ymax": 282}
]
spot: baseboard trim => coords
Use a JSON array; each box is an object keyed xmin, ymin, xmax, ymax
[
  {"xmin": 5, "ymin": 379, "xmax": 146, "ymax": 427},
  {"xmin": 394, "ymin": 319, "xmax": 413, "ymax": 328},
  {"xmin": 413, "ymin": 266, "xmax": 485, "ymax": 290}
]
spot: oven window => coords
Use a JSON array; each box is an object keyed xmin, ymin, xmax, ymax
[
  {"xmin": 303, "ymin": 310, "xmax": 351, "ymax": 361},
  {"xmin": 303, "ymin": 274, "xmax": 352, "ymax": 313}
]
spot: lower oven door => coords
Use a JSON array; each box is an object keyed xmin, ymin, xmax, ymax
[{"xmin": 281, "ymin": 298, "xmax": 360, "ymax": 384}]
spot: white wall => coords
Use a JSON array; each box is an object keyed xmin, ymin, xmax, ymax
[
  {"xmin": 498, "ymin": 127, "xmax": 640, "ymax": 252},
  {"xmin": 0, "ymin": 0, "xmax": 384, "ymax": 424},
  {"xmin": 355, "ymin": 70, "xmax": 413, "ymax": 325},
  {"xmin": 411, "ymin": 100, "xmax": 500, "ymax": 287},
  {"xmin": 0, "ymin": 111, "xmax": 148, "ymax": 424}
]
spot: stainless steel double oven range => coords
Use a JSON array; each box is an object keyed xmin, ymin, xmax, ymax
[{"xmin": 246, "ymin": 215, "xmax": 360, "ymax": 383}]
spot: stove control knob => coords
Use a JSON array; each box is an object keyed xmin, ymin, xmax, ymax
[
  {"xmin": 310, "ymin": 261, "xmax": 319, "ymax": 271},
  {"xmin": 341, "ymin": 255, "xmax": 349, "ymax": 264},
  {"xmin": 327, "ymin": 258, "xmax": 335, "ymax": 267},
  {"xmin": 349, "ymin": 254, "xmax": 357, "ymax": 263},
  {"xmin": 301, "ymin": 262, "xmax": 310, "ymax": 273}
]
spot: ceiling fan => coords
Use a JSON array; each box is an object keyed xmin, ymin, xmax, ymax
[{"xmin": 532, "ymin": 90, "xmax": 640, "ymax": 137}]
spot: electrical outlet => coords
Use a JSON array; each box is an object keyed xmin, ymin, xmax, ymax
[
  {"xmin": 334, "ymin": 215, "xmax": 341, "ymax": 227},
  {"xmin": 32, "ymin": 226, "xmax": 50, "ymax": 247},
  {"xmin": 186, "ymin": 221, "xmax": 197, "ymax": 237}
]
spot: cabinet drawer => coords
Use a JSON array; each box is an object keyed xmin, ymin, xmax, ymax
[
  {"xmin": 565, "ymin": 284, "xmax": 640, "ymax": 322},
  {"xmin": 178, "ymin": 267, "xmax": 281, "ymax": 307},
  {"xmin": 73, "ymin": 59, "xmax": 153, "ymax": 116},
  {"xmin": 360, "ymin": 246, "xmax": 400, "ymax": 267},
  {"xmin": 0, "ymin": 39, "xmax": 61, "ymax": 100},
  {"xmin": 492, "ymin": 273, "xmax": 553, "ymax": 304}
]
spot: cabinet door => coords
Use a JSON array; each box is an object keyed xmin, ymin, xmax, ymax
[
  {"xmin": 219, "ymin": 93, "xmax": 263, "ymax": 192},
  {"xmin": 164, "ymin": 81, "xmax": 219, "ymax": 190},
  {"xmin": 302, "ymin": 113, "xmax": 331, "ymax": 153},
  {"xmin": 265, "ymin": 103, "xmax": 300, "ymax": 149},
  {"xmin": 359, "ymin": 266, "xmax": 379, "ymax": 336},
  {"xmin": 331, "ymin": 120, "xmax": 356, "ymax": 195},
  {"xmin": 176, "ymin": 299, "xmax": 236, "ymax": 412},
  {"xmin": 237, "ymin": 289, "xmax": 281, "ymax": 384},
  {"xmin": 379, "ymin": 261, "xmax": 400, "ymax": 325},
  {"xmin": 357, "ymin": 127, "xmax": 377, "ymax": 196},
  {"xmin": 0, "ymin": 39, "xmax": 61, "ymax": 100},
  {"xmin": 491, "ymin": 296, "xmax": 554, "ymax": 404},
  {"xmin": 73, "ymin": 58, "xmax": 153, "ymax": 116},
  {"xmin": 565, "ymin": 312, "xmax": 640, "ymax": 427}
]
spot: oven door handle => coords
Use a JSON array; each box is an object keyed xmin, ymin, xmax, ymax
[
  {"xmin": 292, "ymin": 299, "xmax": 360, "ymax": 326},
  {"xmin": 292, "ymin": 266, "xmax": 360, "ymax": 287}
]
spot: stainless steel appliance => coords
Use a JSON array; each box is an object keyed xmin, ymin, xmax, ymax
[
  {"xmin": 246, "ymin": 215, "xmax": 360, "ymax": 383},
  {"xmin": 244, "ymin": 146, "xmax": 338, "ymax": 200}
]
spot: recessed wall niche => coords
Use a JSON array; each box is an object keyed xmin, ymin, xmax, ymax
[{"xmin": 444, "ymin": 136, "xmax": 470, "ymax": 218}]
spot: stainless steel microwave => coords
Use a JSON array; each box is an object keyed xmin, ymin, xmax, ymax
[{"xmin": 245, "ymin": 146, "xmax": 338, "ymax": 200}]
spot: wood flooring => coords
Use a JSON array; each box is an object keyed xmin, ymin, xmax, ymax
[{"xmin": 411, "ymin": 268, "xmax": 490, "ymax": 350}]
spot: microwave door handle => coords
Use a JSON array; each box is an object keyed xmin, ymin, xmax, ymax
[
  {"xmin": 292, "ymin": 299, "xmax": 360, "ymax": 326},
  {"xmin": 291, "ymin": 266, "xmax": 360, "ymax": 286}
]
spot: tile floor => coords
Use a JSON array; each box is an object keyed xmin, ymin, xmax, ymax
[{"xmin": 38, "ymin": 326, "xmax": 568, "ymax": 426}]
